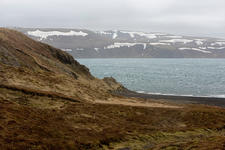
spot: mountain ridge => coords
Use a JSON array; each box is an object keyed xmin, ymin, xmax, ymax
[{"xmin": 14, "ymin": 27, "xmax": 225, "ymax": 58}]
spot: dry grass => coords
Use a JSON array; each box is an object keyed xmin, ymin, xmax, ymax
[
  {"xmin": 1, "ymin": 87, "xmax": 225, "ymax": 150},
  {"xmin": 0, "ymin": 28, "xmax": 124, "ymax": 103},
  {"xmin": 1, "ymin": 28, "xmax": 225, "ymax": 150}
]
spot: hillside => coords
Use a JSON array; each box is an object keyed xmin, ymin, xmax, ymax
[
  {"xmin": 15, "ymin": 28, "xmax": 225, "ymax": 58},
  {"xmin": 0, "ymin": 28, "xmax": 124, "ymax": 102},
  {"xmin": 1, "ymin": 28, "xmax": 225, "ymax": 150}
]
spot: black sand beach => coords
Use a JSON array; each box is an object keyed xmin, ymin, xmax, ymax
[{"xmin": 119, "ymin": 91, "xmax": 225, "ymax": 108}]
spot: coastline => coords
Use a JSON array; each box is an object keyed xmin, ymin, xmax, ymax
[{"xmin": 118, "ymin": 91, "xmax": 225, "ymax": 108}]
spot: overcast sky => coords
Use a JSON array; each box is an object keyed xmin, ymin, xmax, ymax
[{"xmin": 1, "ymin": 0, "xmax": 225, "ymax": 38}]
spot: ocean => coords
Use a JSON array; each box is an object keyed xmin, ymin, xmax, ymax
[{"xmin": 77, "ymin": 58, "xmax": 225, "ymax": 98}]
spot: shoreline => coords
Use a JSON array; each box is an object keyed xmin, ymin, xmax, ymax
[{"xmin": 118, "ymin": 91, "xmax": 225, "ymax": 108}]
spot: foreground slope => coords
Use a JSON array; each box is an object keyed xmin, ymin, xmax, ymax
[
  {"xmin": 0, "ymin": 28, "xmax": 225, "ymax": 150},
  {"xmin": 16, "ymin": 28, "xmax": 225, "ymax": 58},
  {"xmin": 0, "ymin": 28, "xmax": 124, "ymax": 101}
]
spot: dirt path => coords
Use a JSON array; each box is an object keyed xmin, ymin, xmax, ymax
[{"xmin": 95, "ymin": 98, "xmax": 182, "ymax": 108}]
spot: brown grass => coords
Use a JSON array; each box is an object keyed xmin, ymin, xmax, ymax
[
  {"xmin": 1, "ymin": 28, "xmax": 225, "ymax": 150},
  {"xmin": 1, "ymin": 87, "xmax": 225, "ymax": 150}
]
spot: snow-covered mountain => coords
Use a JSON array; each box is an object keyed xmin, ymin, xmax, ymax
[{"xmin": 15, "ymin": 28, "xmax": 225, "ymax": 58}]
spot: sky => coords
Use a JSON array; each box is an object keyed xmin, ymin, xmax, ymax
[{"xmin": 1, "ymin": 0, "xmax": 225, "ymax": 38}]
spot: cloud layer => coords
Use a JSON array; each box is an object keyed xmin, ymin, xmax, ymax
[{"xmin": 1, "ymin": 0, "xmax": 225, "ymax": 38}]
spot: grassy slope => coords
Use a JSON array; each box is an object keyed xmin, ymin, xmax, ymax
[
  {"xmin": 0, "ymin": 28, "xmax": 124, "ymax": 102},
  {"xmin": 0, "ymin": 28, "xmax": 225, "ymax": 149},
  {"xmin": 1, "ymin": 87, "xmax": 225, "ymax": 150}
]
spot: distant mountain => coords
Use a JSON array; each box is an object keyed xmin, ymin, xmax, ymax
[{"xmin": 15, "ymin": 28, "xmax": 225, "ymax": 58}]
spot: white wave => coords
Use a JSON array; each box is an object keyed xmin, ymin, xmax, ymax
[
  {"xmin": 163, "ymin": 94, "xmax": 176, "ymax": 96},
  {"xmin": 61, "ymin": 48, "xmax": 72, "ymax": 52},
  {"xmin": 147, "ymin": 93, "xmax": 176, "ymax": 96},
  {"xmin": 147, "ymin": 92, "xmax": 162, "ymax": 95},
  {"xmin": 136, "ymin": 91, "xmax": 145, "ymax": 93},
  {"xmin": 209, "ymin": 95, "xmax": 225, "ymax": 98},
  {"xmin": 180, "ymin": 94, "xmax": 194, "ymax": 97}
]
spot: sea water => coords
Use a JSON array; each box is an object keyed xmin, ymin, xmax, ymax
[{"xmin": 77, "ymin": 59, "xmax": 225, "ymax": 98}]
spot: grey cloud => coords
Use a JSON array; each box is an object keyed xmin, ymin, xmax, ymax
[{"xmin": 1, "ymin": 0, "xmax": 225, "ymax": 38}]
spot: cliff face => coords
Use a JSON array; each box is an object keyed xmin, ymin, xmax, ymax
[{"xmin": 0, "ymin": 28, "xmax": 124, "ymax": 101}]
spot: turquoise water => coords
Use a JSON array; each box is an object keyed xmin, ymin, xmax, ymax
[{"xmin": 77, "ymin": 59, "xmax": 225, "ymax": 98}]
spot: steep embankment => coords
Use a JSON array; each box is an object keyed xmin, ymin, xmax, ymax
[{"xmin": 0, "ymin": 28, "xmax": 124, "ymax": 101}]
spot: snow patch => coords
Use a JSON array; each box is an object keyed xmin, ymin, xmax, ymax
[
  {"xmin": 76, "ymin": 48, "xmax": 84, "ymax": 51},
  {"xmin": 153, "ymin": 33, "xmax": 167, "ymax": 36},
  {"xmin": 199, "ymin": 47, "xmax": 207, "ymax": 50},
  {"xmin": 112, "ymin": 31, "xmax": 118, "ymax": 39},
  {"xmin": 94, "ymin": 48, "xmax": 100, "ymax": 52},
  {"xmin": 208, "ymin": 47, "xmax": 225, "ymax": 50},
  {"xmin": 27, "ymin": 30, "xmax": 88, "ymax": 40},
  {"xmin": 97, "ymin": 31, "xmax": 112, "ymax": 35},
  {"xmin": 149, "ymin": 43, "xmax": 170, "ymax": 46},
  {"xmin": 211, "ymin": 42, "xmax": 225, "ymax": 46},
  {"xmin": 143, "ymin": 43, "xmax": 147, "ymax": 49},
  {"xmin": 179, "ymin": 48, "xmax": 211, "ymax": 53},
  {"xmin": 194, "ymin": 39, "xmax": 205, "ymax": 45},
  {"xmin": 160, "ymin": 39, "xmax": 193, "ymax": 44},
  {"xmin": 163, "ymin": 35, "xmax": 183, "ymax": 38},
  {"xmin": 104, "ymin": 43, "xmax": 147, "ymax": 50},
  {"xmin": 120, "ymin": 31, "xmax": 157, "ymax": 39}
]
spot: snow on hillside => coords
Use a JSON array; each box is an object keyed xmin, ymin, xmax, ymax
[
  {"xmin": 112, "ymin": 32, "xmax": 118, "ymax": 39},
  {"xmin": 120, "ymin": 31, "xmax": 157, "ymax": 39},
  {"xmin": 27, "ymin": 30, "xmax": 88, "ymax": 40},
  {"xmin": 194, "ymin": 39, "xmax": 206, "ymax": 45},
  {"xmin": 211, "ymin": 42, "xmax": 225, "ymax": 46},
  {"xmin": 97, "ymin": 31, "xmax": 112, "ymax": 35},
  {"xmin": 179, "ymin": 48, "xmax": 211, "ymax": 53},
  {"xmin": 94, "ymin": 48, "xmax": 100, "ymax": 52},
  {"xmin": 104, "ymin": 42, "xmax": 147, "ymax": 49},
  {"xmin": 164, "ymin": 35, "xmax": 183, "ymax": 38},
  {"xmin": 207, "ymin": 47, "xmax": 225, "ymax": 50},
  {"xmin": 160, "ymin": 39, "xmax": 193, "ymax": 44},
  {"xmin": 149, "ymin": 43, "xmax": 170, "ymax": 46}
]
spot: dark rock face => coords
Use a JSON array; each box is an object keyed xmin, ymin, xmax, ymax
[
  {"xmin": 103, "ymin": 77, "xmax": 128, "ymax": 92},
  {"xmin": 103, "ymin": 77, "xmax": 118, "ymax": 86},
  {"xmin": 15, "ymin": 28, "xmax": 225, "ymax": 58}
]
